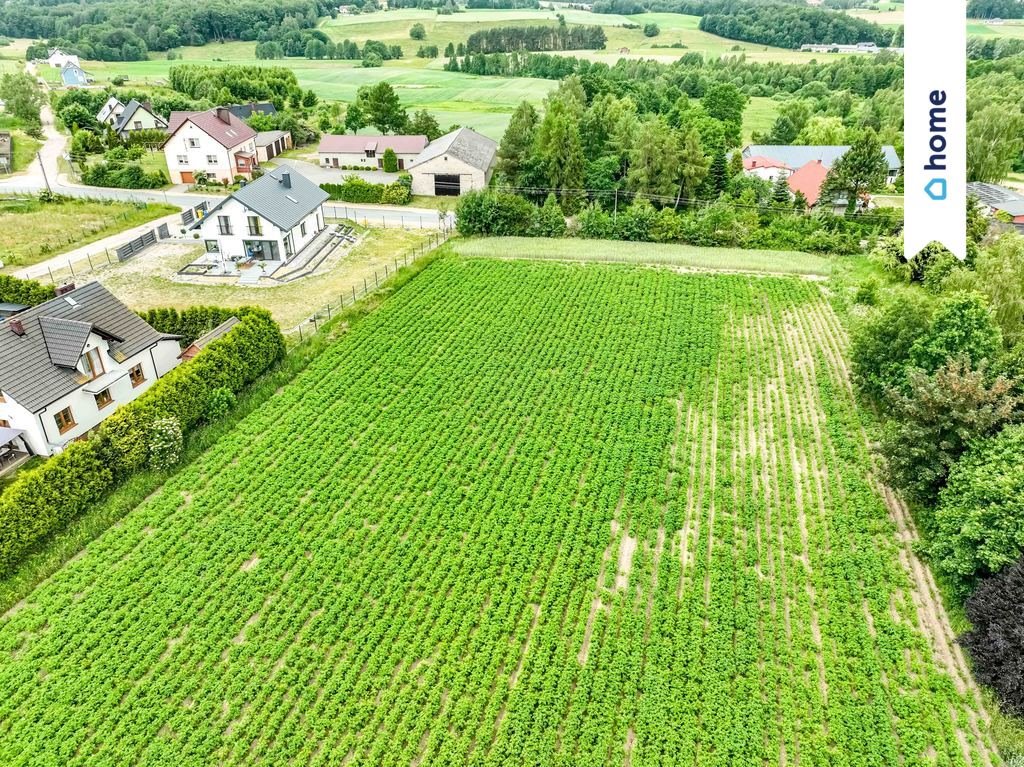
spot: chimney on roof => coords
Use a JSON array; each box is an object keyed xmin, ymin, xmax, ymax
[
  {"xmin": 9, "ymin": 318, "xmax": 25, "ymax": 336},
  {"xmin": 142, "ymin": 101, "xmax": 152, "ymax": 113},
  {"xmin": 280, "ymin": 170, "xmax": 291, "ymax": 189},
  {"xmin": 55, "ymin": 283, "xmax": 76, "ymax": 296},
  {"xmin": 216, "ymin": 107, "xmax": 231, "ymax": 124}
]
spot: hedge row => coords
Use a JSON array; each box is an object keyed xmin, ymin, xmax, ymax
[
  {"xmin": 139, "ymin": 305, "xmax": 266, "ymax": 345},
  {"xmin": 0, "ymin": 275, "xmax": 54, "ymax": 307},
  {"xmin": 320, "ymin": 175, "xmax": 411, "ymax": 205},
  {"xmin": 0, "ymin": 309, "xmax": 285, "ymax": 574}
]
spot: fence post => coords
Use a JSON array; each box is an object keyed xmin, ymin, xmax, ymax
[
  {"xmin": 364, "ymin": 277, "xmax": 368, "ymax": 293},
  {"xmin": 352, "ymin": 286, "xmax": 357, "ymax": 303},
  {"xmin": 312, "ymin": 314, "xmax": 319, "ymax": 332},
  {"xmin": 374, "ymin": 271, "xmax": 378, "ymax": 288},
  {"xmin": 68, "ymin": 261, "xmax": 75, "ymax": 277},
  {"xmin": 384, "ymin": 264, "xmax": 388, "ymax": 278},
  {"xmin": 327, "ymin": 304, "xmax": 332, "ymax": 320},
  {"xmin": 47, "ymin": 266, "xmax": 55, "ymax": 284},
  {"xmin": 105, "ymin": 249, "xmax": 111, "ymax": 264},
  {"xmin": 299, "ymin": 324, "xmax": 303, "ymax": 342}
]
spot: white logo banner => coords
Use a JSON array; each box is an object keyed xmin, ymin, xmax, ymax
[{"xmin": 904, "ymin": 0, "xmax": 967, "ymax": 260}]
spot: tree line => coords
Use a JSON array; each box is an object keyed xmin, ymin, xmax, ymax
[
  {"xmin": 465, "ymin": 20, "xmax": 607, "ymax": 53},
  {"xmin": 4, "ymin": 0, "xmax": 334, "ymax": 61},
  {"xmin": 967, "ymin": 0, "xmax": 1024, "ymax": 18}
]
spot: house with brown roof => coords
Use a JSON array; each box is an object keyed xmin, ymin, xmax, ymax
[
  {"xmin": 163, "ymin": 107, "xmax": 259, "ymax": 185},
  {"xmin": 318, "ymin": 134, "xmax": 428, "ymax": 171}
]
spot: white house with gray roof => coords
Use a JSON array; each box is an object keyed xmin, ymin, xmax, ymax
[
  {"xmin": 193, "ymin": 166, "xmax": 329, "ymax": 265},
  {"xmin": 111, "ymin": 99, "xmax": 168, "ymax": 139},
  {"xmin": 0, "ymin": 283, "xmax": 181, "ymax": 457},
  {"xmin": 408, "ymin": 127, "xmax": 497, "ymax": 196}
]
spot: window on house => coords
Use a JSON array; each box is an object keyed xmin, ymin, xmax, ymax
[
  {"xmin": 129, "ymin": 364, "xmax": 146, "ymax": 388},
  {"xmin": 94, "ymin": 388, "xmax": 113, "ymax": 409},
  {"xmin": 176, "ymin": 155, "xmax": 188, "ymax": 164},
  {"xmin": 217, "ymin": 216, "xmax": 232, "ymax": 236},
  {"xmin": 365, "ymin": 149, "xmax": 376, "ymax": 158},
  {"xmin": 54, "ymin": 407, "xmax": 76, "ymax": 434},
  {"xmin": 247, "ymin": 216, "xmax": 263, "ymax": 236},
  {"xmin": 300, "ymin": 221, "xmax": 307, "ymax": 237},
  {"xmin": 0, "ymin": 419, "xmax": 9, "ymax": 429},
  {"xmin": 188, "ymin": 138, "xmax": 200, "ymax": 148},
  {"xmin": 206, "ymin": 155, "xmax": 218, "ymax": 165},
  {"xmin": 205, "ymin": 240, "xmax": 220, "ymax": 253},
  {"xmin": 82, "ymin": 347, "xmax": 105, "ymax": 380},
  {"xmin": 133, "ymin": 120, "xmax": 142, "ymax": 130},
  {"xmin": 0, "ymin": 391, "xmax": 5, "ymax": 403}
]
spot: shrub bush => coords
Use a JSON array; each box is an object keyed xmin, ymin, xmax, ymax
[
  {"xmin": 148, "ymin": 417, "xmax": 184, "ymax": 468},
  {"xmin": 961, "ymin": 556, "xmax": 1024, "ymax": 717},
  {"xmin": 0, "ymin": 275, "xmax": 54, "ymax": 306},
  {"xmin": 320, "ymin": 177, "xmax": 411, "ymax": 205},
  {"xmin": 930, "ymin": 425, "xmax": 1024, "ymax": 587},
  {"xmin": 0, "ymin": 310, "xmax": 285, "ymax": 574},
  {"xmin": 81, "ymin": 161, "xmax": 167, "ymax": 189}
]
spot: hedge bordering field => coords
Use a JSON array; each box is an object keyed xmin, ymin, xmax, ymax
[{"xmin": 0, "ymin": 309, "xmax": 285, "ymax": 575}]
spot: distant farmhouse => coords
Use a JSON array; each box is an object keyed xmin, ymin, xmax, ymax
[
  {"xmin": 110, "ymin": 99, "xmax": 168, "ymax": 139},
  {"xmin": 967, "ymin": 182, "xmax": 1024, "ymax": 231},
  {"xmin": 60, "ymin": 62, "xmax": 91, "ymax": 88},
  {"xmin": 741, "ymin": 144, "xmax": 902, "ymax": 212},
  {"xmin": 97, "ymin": 96, "xmax": 126, "ymax": 127},
  {"xmin": 0, "ymin": 283, "xmax": 181, "ymax": 457},
  {"xmin": 45, "ymin": 48, "xmax": 79, "ymax": 69},
  {"xmin": 318, "ymin": 134, "xmax": 428, "ymax": 171},
  {"xmin": 800, "ymin": 42, "xmax": 904, "ymax": 55}
]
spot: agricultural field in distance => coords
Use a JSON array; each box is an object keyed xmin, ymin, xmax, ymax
[{"xmin": 0, "ymin": 257, "xmax": 996, "ymax": 766}]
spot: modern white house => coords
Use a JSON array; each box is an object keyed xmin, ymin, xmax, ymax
[
  {"xmin": 193, "ymin": 166, "xmax": 329, "ymax": 266},
  {"xmin": 408, "ymin": 127, "xmax": 497, "ymax": 196},
  {"xmin": 97, "ymin": 96, "xmax": 126, "ymax": 127},
  {"xmin": 318, "ymin": 134, "xmax": 428, "ymax": 170},
  {"xmin": 46, "ymin": 48, "xmax": 80, "ymax": 69},
  {"xmin": 163, "ymin": 107, "xmax": 258, "ymax": 184},
  {"xmin": 111, "ymin": 99, "xmax": 168, "ymax": 139},
  {"xmin": 741, "ymin": 144, "xmax": 903, "ymax": 186},
  {"xmin": 0, "ymin": 283, "xmax": 181, "ymax": 457}
]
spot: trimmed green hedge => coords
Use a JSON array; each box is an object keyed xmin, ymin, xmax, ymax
[
  {"xmin": 0, "ymin": 309, "xmax": 285, "ymax": 574},
  {"xmin": 321, "ymin": 174, "xmax": 411, "ymax": 205},
  {"xmin": 0, "ymin": 275, "xmax": 54, "ymax": 307},
  {"xmin": 139, "ymin": 305, "xmax": 266, "ymax": 345}
]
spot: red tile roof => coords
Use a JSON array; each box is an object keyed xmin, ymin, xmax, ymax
[
  {"xmin": 786, "ymin": 160, "xmax": 830, "ymax": 208},
  {"xmin": 167, "ymin": 108, "xmax": 257, "ymax": 149},
  {"xmin": 743, "ymin": 155, "xmax": 789, "ymax": 171},
  {"xmin": 318, "ymin": 134, "xmax": 428, "ymax": 155}
]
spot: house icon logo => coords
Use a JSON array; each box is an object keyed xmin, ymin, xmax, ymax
[{"xmin": 925, "ymin": 178, "xmax": 947, "ymax": 201}]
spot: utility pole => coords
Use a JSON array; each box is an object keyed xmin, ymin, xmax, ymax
[{"xmin": 37, "ymin": 151, "xmax": 51, "ymax": 195}]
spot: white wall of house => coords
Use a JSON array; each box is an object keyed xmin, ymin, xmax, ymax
[
  {"xmin": 46, "ymin": 51, "xmax": 79, "ymax": 68},
  {"xmin": 410, "ymin": 155, "xmax": 491, "ymax": 197},
  {"xmin": 164, "ymin": 122, "xmax": 257, "ymax": 184},
  {"xmin": 98, "ymin": 98, "xmax": 125, "ymax": 126},
  {"xmin": 319, "ymin": 149, "xmax": 420, "ymax": 170},
  {"xmin": 197, "ymin": 198, "xmax": 325, "ymax": 264},
  {"xmin": 118, "ymin": 109, "xmax": 166, "ymax": 138},
  {"xmin": 745, "ymin": 166, "xmax": 790, "ymax": 182},
  {"xmin": 0, "ymin": 336, "xmax": 180, "ymax": 456}
]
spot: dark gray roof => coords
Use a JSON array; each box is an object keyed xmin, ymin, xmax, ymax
[
  {"xmin": 742, "ymin": 144, "xmax": 902, "ymax": 172},
  {"xmin": 227, "ymin": 102, "xmax": 277, "ymax": 120},
  {"xmin": 967, "ymin": 182, "xmax": 1024, "ymax": 214},
  {"xmin": 0, "ymin": 282, "xmax": 174, "ymax": 413},
  {"xmin": 184, "ymin": 316, "xmax": 239, "ymax": 355},
  {"xmin": 198, "ymin": 166, "xmax": 328, "ymax": 233},
  {"xmin": 408, "ymin": 127, "xmax": 497, "ymax": 172},
  {"xmin": 112, "ymin": 99, "xmax": 167, "ymax": 134}
]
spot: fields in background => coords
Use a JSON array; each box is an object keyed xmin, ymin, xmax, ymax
[{"xmin": 0, "ymin": 256, "xmax": 995, "ymax": 766}]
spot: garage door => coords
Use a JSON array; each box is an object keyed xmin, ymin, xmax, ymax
[
  {"xmin": 180, "ymin": 171, "xmax": 194, "ymax": 184},
  {"xmin": 434, "ymin": 175, "xmax": 461, "ymax": 196}
]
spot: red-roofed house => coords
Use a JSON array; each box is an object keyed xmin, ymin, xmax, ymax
[
  {"xmin": 742, "ymin": 155, "xmax": 791, "ymax": 182},
  {"xmin": 786, "ymin": 160, "xmax": 832, "ymax": 209},
  {"xmin": 163, "ymin": 107, "xmax": 259, "ymax": 185},
  {"xmin": 318, "ymin": 134, "xmax": 428, "ymax": 171}
]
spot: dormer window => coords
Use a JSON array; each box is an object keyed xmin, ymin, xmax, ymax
[{"xmin": 82, "ymin": 347, "xmax": 105, "ymax": 380}]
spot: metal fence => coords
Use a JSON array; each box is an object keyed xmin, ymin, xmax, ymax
[
  {"xmin": 20, "ymin": 221, "xmax": 173, "ymax": 283},
  {"xmin": 288, "ymin": 225, "xmax": 453, "ymax": 342}
]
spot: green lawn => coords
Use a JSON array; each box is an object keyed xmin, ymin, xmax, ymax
[
  {"xmin": 0, "ymin": 197, "xmax": 178, "ymax": 272},
  {"xmin": 3, "ymin": 130, "xmax": 41, "ymax": 174},
  {"xmin": 79, "ymin": 149, "xmax": 171, "ymax": 186},
  {"xmin": 743, "ymin": 96, "xmax": 777, "ymax": 141},
  {"xmin": 452, "ymin": 236, "xmax": 833, "ymax": 276}
]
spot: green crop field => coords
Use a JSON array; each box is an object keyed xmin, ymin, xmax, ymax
[{"xmin": 0, "ymin": 256, "xmax": 995, "ymax": 766}]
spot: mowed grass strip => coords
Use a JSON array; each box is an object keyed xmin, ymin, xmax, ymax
[
  {"xmin": 0, "ymin": 197, "xmax": 178, "ymax": 271},
  {"xmin": 0, "ymin": 257, "xmax": 992, "ymax": 766},
  {"xmin": 452, "ymin": 235, "xmax": 832, "ymax": 276}
]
